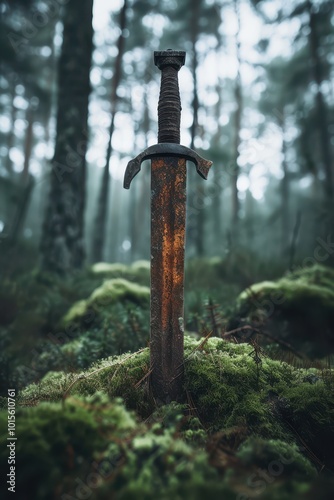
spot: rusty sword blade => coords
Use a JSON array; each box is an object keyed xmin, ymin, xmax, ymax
[
  {"xmin": 150, "ymin": 156, "xmax": 187, "ymax": 402},
  {"xmin": 124, "ymin": 50, "xmax": 213, "ymax": 403}
]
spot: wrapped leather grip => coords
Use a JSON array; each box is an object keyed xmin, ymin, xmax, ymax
[{"xmin": 154, "ymin": 50, "xmax": 185, "ymax": 144}]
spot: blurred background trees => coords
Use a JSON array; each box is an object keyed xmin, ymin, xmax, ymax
[
  {"xmin": 40, "ymin": 0, "xmax": 94, "ymax": 273},
  {"xmin": 0, "ymin": 0, "xmax": 333, "ymax": 276}
]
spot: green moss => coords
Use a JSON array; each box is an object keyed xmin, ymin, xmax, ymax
[
  {"xmin": 89, "ymin": 260, "xmax": 150, "ymax": 286},
  {"xmin": 3, "ymin": 260, "xmax": 334, "ymax": 499},
  {"xmin": 91, "ymin": 262, "xmax": 129, "ymax": 275},
  {"xmin": 282, "ymin": 383, "xmax": 334, "ymax": 468},
  {"xmin": 91, "ymin": 278, "xmax": 150, "ymax": 306},
  {"xmin": 232, "ymin": 264, "xmax": 334, "ymax": 357},
  {"xmin": 238, "ymin": 278, "xmax": 334, "ymax": 310},
  {"xmin": 288, "ymin": 264, "xmax": 334, "ymax": 288},
  {"xmin": 0, "ymin": 391, "xmax": 230, "ymax": 499},
  {"xmin": 0, "ymin": 393, "xmax": 136, "ymax": 499},
  {"xmin": 62, "ymin": 278, "xmax": 150, "ymax": 326},
  {"xmin": 20, "ymin": 336, "xmax": 334, "ymax": 473},
  {"xmin": 40, "ymin": 279, "xmax": 151, "ymax": 373},
  {"xmin": 130, "ymin": 260, "xmax": 150, "ymax": 273},
  {"xmin": 236, "ymin": 437, "xmax": 316, "ymax": 478},
  {"xmin": 20, "ymin": 348, "xmax": 152, "ymax": 413},
  {"xmin": 7, "ymin": 334, "xmax": 334, "ymax": 499},
  {"xmin": 62, "ymin": 299, "xmax": 88, "ymax": 324},
  {"xmin": 225, "ymin": 438, "xmax": 316, "ymax": 500},
  {"xmin": 106, "ymin": 428, "xmax": 223, "ymax": 500},
  {"xmin": 183, "ymin": 338, "xmax": 290, "ymax": 436}
]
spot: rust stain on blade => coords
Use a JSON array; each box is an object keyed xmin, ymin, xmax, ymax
[{"xmin": 150, "ymin": 156, "xmax": 187, "ymax": 403}]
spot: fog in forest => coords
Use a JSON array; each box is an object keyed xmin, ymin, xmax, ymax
[
  {"xmin": 1, "ymin": 0, "xmax": 333, "ymax": 276},
  {"xmin": 1, "ymin": 2, "xmax": 334, "ymax": 498}
]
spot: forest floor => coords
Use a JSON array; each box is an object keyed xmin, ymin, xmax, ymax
[{"xmin": 0, "ymin": 255, "xmax": 334, "ymax": 499}]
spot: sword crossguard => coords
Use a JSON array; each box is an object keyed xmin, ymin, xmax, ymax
[
  {"xmin": 123, "ymin": 143, "xmax": 213, "ymax": 189},
  {"xmin": 154, "ymin": 49, "xmax": 185, "ymax": 144}
]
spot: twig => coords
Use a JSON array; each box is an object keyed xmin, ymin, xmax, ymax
[
  {"xmin": 134, "ymin": 368, "xmax": 153, "ymax": 388},
  {"xmin": 63, "ymin": 348, "xmax": 147, "ymax": 399},
  {"xmin": 222, "ymin": 325, "xmax": 304, "ymax": 359}
]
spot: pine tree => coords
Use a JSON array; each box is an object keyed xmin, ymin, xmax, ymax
[
  {"xmin": 91, "ymin": 0, "xmax": 128, "ymax": 263},
  {"xmin": 40, "ymin": 0, "xmax": 93, "ymax": 273}
]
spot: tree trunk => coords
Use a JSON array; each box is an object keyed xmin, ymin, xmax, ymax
[
  {"xmin": 307, "ymin": 0, "xmax": 333, "ymax": 201},
  {"xmin": 5, "ymin": 81, "xmax": 17, "ymax": 175},
  {"xmin": 190, "ymin": 53, "xmax": 199, "ymax": 148},
  {"xmin": 212, "ymin": 163, "xmax": 223, "ymax": 253},
  {"xmin": 231, "ymin": 0, "xmax": 242, "ymax": 237},
  {"xmin": 40, "ymin": 0, "xmax": 94, "ymax": 274},
  {"xmin": 136, "ymin": 168, "xmax": 150, "ymax": 259},
  {"xmin": 109, "ymin": 178, "xmax": 121, "ymax": 262},
  {"xmin": 278, "ymin": 111, "xmax": 290, "ymax": 256},
  {"xmin": 188, "ymin": 0, "xmax": 203, "ymax": 256},
  {"xmin": 195, "ymin": 185, "xmax": 205, "ymax": 256},
  {"xmin": 6, "ymin": 106, "xmax": 34, "ymax": 245},
  {"xmin": 212, "ymin": 71, "xmax": 224, "ymax": 254},
  {"xmin": 132, "ymin": 69, "xmax": 151, "ymax": 261},
  {"xmin": 9, "ymin": 177, "xmax": 35, "ymax": 246},
  {"xmin": 129, "ymin": 118, "xmax": 139, "ymax": 262},
  {"xmin": 22, "ymin": 106, "xmax": 33, "ymax": 183},
  {"xmin": 91, "ymin": 0, "xmax": 128, "ymax": 263},
  {"xmin": 245, "ymin": 188, "xmax": 254, "ymax": 250}
]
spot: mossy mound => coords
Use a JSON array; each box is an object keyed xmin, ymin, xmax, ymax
[
  {"xmin": 0, "ymin": 392, "xmax": 234, "ymax": 499},
  {"xmin": 62, "ymin": 278, "xmax": 150, "ymax": 326},
  {"xmin": 21, "ymin": 336, "xmax": 334, "ymax": 472},
  {"xmin": 91, "ymin": 262, "xmax": 129, "ymax": 275},
  {"xmin": 0, "ymin": 393, "xmax": 136, "ymax": 499},
  {"xmin": 90, "ymin": 260, "xmax": 150, "ymax": 286},
  {"xmin": 225, "ymin": 437, "xmax": 317, "ymax": 500},
  {"xmin": 0, "ymin": 256, "xmax": 245, "ymax": 391},
  {"xmin": 236, "ymin": 437, "xmax": 316, "ymax": 479},
  {"xmin": 33, "ymin": 279, "xmax": 151, "ymax": 371},
  {"xmin": 26, "ymin": 280, "xmax": 150, "ymax": 374},
  {"xmin": 1, "ymin": 390, "xmax": 322, "ymax": 499},
  {"xmin": 229, "ymin": 264, "xmax": 334, "ymax": 358},
  {"xmin": 0, "ymin": 262, "xmax": 150, "ymax": 344},
  {"xmin": 0, "ymin": 270, "xmax": 151, "ymax": 391}
]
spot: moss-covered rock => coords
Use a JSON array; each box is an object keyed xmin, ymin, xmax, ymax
[
  {"xmin": 31, "ymin": 279, "xmax": 150, "ymax": 372},
  {"xmin": 229, "ymin": 264, "xmax": 334, "ymax": 357},
  {"xmin": 0, "ymin": 256, "xmax": 242, "ymax": 392},
  {"xmin": 20, "ymin": 336, "xmax": 334, "ymax": 472},
  {"xmin": 91, "ymin": 278, "xmax": 149, "ymax": 306},
  {"xmin": 62, "ymin": 278, "xmax": 150, "ymax": 326},
  {"xmin": 91, "ymin": 262, "xmax": 129, "ymax": 275},
  {"xmin": 0, "ymin": 269, "xmax": 151, "ymax": 390},
  {"xmin": 89, "ymin": 260, "xmax": 150, "ymax": 286},
  {"xmin": 63, "ymin": 278, "xmax": 150, "ymax": 327}
]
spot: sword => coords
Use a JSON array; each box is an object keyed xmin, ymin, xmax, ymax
[{"xmin": 124, "ymin": 49, "xmax": 213, "ymax": 404}]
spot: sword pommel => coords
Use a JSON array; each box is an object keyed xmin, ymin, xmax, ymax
[
  {"xmin": 154, "ymin": 49, "xmax": 185, "ymax": 70},
  {"xmin": 154, "ymin": 49, "xmax": 185, "ymax": 144}
]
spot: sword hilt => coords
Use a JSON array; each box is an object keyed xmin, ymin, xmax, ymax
[{"xmin": 154, "ymin": 49, "xmax": 185, "ymax": 144}]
